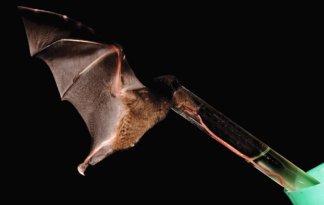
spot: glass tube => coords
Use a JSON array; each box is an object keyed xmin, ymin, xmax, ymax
[{"xmin": 171, "ymin": 85, "xmax": 319, "ymax": 191}]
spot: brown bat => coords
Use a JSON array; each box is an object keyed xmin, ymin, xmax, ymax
[
  {"xmin": 18, "ymin": 6, "xmax": 188, "ymax": 175},
  {"xmin": 20, "ymin": 7, "xmax": 315, "ymax": 193}
]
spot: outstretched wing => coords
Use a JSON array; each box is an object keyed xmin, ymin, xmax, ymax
[{"xmin": 18, "ymin": 6, "xmax": 144, "ymax": 175}]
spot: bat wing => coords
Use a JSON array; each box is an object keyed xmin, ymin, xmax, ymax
[{"xmin": 18, "ymin": 6, "xmax": 145, "ymax": 174}]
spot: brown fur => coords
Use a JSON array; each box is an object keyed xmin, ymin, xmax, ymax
[{"xmin": 112, "ymin": 88, "xmax": 171, "ymax": 151}]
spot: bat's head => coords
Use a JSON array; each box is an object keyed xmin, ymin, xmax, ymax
[
  {"xmin": 149, "ymin": 75, "xmax": 181, "ymax": 100},
  {"xmin": 151, "ymin": 75, "xmax": 200, "ymax": 120}
]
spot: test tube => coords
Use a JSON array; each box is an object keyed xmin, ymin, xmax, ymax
[{"xmin": 171, "ymin": 84, "xmax": 319, "ymax": 192}]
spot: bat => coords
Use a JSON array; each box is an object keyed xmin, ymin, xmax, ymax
[
  {"xmin": 18, "ymin": 6, "xmax": 181, "ymax": 175},
  {"xmin": 18, "ymin": 7, "xmax": 319, "ymax": 194}
]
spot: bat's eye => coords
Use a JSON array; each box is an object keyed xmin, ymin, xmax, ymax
[{"xmin": 170, "ymin": 78, "xmax": 180, "ymax": 91}]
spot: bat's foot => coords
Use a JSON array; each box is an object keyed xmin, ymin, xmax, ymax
[
  {"xmin": 77, "ymin": 146, "xmax": 113, "ymax": 176},
  {"xmin": 77, "ymin": 163, "xmax": 88, "ymax": 176}
]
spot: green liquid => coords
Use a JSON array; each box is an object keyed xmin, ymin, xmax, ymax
[{"xmin": 254, "ymin": 149, "xmax": 319, "ymax": 191}]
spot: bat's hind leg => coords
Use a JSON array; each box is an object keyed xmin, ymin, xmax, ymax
[
  {"xmin": 77, "ymin": 144, "xmax": 113, "ymax": 176},
  {"xmin": 111, "ymin": 45, "xmax": 123, "ymax": 97}
]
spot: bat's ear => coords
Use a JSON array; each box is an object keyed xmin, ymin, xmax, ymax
[
  {"xmin": 149, "ymin": 75, "xmax": 181, "ymax": 100},
  {"xmin": 154, "ymin": 75, "xmax": 180, "ymax": 89}
]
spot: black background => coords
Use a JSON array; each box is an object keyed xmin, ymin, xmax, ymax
[{"xmin": 4, "ymin": 1, "xmax": 322, "ymax": 204}]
